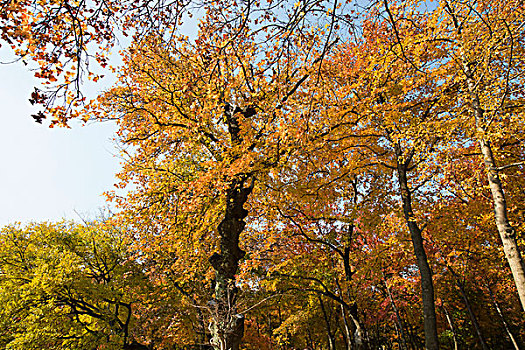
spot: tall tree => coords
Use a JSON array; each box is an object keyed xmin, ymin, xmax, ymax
[
  {"xmin": 438, "ymin": 0, "xmax": 525, "ymax": 311},
  {"xmin": 99, "ymin": 16, "xmax": 331, "ymax": 346}
]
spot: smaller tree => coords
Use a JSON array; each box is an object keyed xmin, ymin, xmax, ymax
[{"xmin": 0, "ymin": 221, "xmax": 150, "ymax": 349}]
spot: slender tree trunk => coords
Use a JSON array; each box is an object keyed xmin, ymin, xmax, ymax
[
  {"xmin": 383, "ymin": 273, "xmax": 409, "ymax": 350},
  {"xmin": 447, "ymin": 266, "xmax": 489, "ymax": 350},
  {"xmin": 395, "ymin": 145, "xmax": 439, "ymax": 350},
  {"xmin": 440, "ymin": 305, "xmax": 458, "ymax": 350},
  {"xmin": 486, "ymin": 284, "xmax": 521, "ymax": 350},
  {"xmin": 340, "ymin": 303, "xmax": 353, "ymax": 350},
  {"xmin": 444, "ymin": 0, "xmax": 525, "ymax": 312},
  {"xmin": 341, "ymin": 225, "xmax": 368, "ymax": 350},
  {"xmin": 402, "ymin": 311, "xmax": 419, "ymax": 350},
  {"xmin": 319, "ymin": 296, "xmax": 337, "ymax": 350}
]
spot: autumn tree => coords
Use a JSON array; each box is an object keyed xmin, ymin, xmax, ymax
[
  {"xmin": 438, "ymin": 0, "xmax": 525, "ymax": 311},
  {"xmin": 379, "ymin": 0, "xmax": 525, "ymax": 312},
  {"xmin": 95, "ymin": 1, "xmax": 342, "ymax": 341},
  {"xmin": 0, "ymin": 221, "xmax": 150, "ymax": 349},
  {"xmin": 3, "ymin": 0, "xmax": 525, "ymax": 348}
]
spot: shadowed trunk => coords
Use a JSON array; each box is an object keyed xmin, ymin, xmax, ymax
[
  {"xmin": 383, "ymin": 272, "xmax": 409, "ymax": 350},
  {"xmin": 395, "ymin": 144, "xmax": 439, "ymax": 350},
  {"xmin": 447, "ymin": 266, "xmax": 489, "ymax": 350},
  {"xmin": 208, "ymin": 177, "xmax": 253, "ymax": 350},
  {"xmin": 208, "ymin": 104, "xmax": 256, "ymax": 350},
  {"xmin": 487, "ymin": 285, "xmax": 521, "ymax": 350}
]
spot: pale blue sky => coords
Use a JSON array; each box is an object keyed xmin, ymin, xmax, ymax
[
  {"xmin": 0, "ymin": 17, "xmax": 199, "ymax": 226},
  {"xmin": 0, "ymin": 50, "xmax": 121, "ymax": 226}
]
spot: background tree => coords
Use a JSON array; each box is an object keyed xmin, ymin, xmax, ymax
[{"xmin": 0, "ymin": 221, "xmax": 150, "ymax": 349}]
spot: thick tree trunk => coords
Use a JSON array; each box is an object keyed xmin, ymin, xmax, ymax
[
  {"xmin": 477, "ymin": 136, "xmax": 525, "ymax": 310},
  {"xmin": 395, "ymin": 145, "xmax": 439, "ymax": 350},
  {"xmin": 207, "ymin": 105, "xmax": 257, "ymax": 350},
  {"xmin": 208, "ymin": 178, "xmax": 253, "ymax": 350}
]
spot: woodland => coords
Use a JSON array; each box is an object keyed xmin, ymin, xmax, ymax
[{"xmin": 0, "ymin": 0, "xmax": 524, "ymax": 349}]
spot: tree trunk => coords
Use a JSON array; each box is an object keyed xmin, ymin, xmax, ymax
[
  {"xmin": 395, "ymin": 145, "xmax": 439, "ymax": 350},
  {"xmin": 207, "ymin": 105, "xmax": 257, "ymax": 350},
  {"xmin": 319, "ymin": 296, "xmax": 337, "ymax": 350},
  {"xmin": 341, "ymin": 226, "xmax": 369, "ymax": 350},
  {"xmin": 340, "ymin": 303, "xmax": 353, "ymax": 350},
  {"xmin": 447, "ymin": 266, "xmax": 489, "ymax": 350},
  {"xmin": 444, "ymin": 1, "xmax": 525, "ymax": 312},
  {"xmin": 487, "ymin": 284, "xmax": 521, "ymax": 350},
  {"xmin": 441, "ymin": 304, "xmax": 458, "ymax": 350},
  {"xmin": 208, "ymin": 177, "xmax": 253, "ymax": 350},
  {"xmin": 383, "ymin": 274, "xmax": 409, "ymax": 350},
  {"xmin": 477, "ymin": 135, "xmax": 525, "ymax": 310}
]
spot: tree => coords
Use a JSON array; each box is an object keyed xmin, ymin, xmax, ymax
[
  {"xmin": 1, "ymin": 0, "xmax": 343, "ymax": 125},
  {"xmin": 438, "ymin": 0, "xmax": 525, "ymax": 311},
  {"xmin": 2, "ymin": 0, "xmax": 525, "ymax": 348},
  {"xmin": 98, "ymin": 15, "xmax": 333, "ymax": 346},
  {"xmin": 0, "ymin": 221, "xmax": 150, "ymax": 349},
  {"xmin": 379, "ymin": 0, "xmax": 525, "ymax": 312}
]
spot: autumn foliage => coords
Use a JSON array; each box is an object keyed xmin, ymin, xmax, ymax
[{"xmin": 1, "ymin": 0, "xmax": 525, "ymax": 349}]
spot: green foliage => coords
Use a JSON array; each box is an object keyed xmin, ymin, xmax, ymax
[{"xmin": 0, "ymin": 221, "xmax": 146, "ymax": 349}]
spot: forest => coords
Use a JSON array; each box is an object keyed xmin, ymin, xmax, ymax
[{"xmin": 0, "ymin": 0, "xmax": 524, "ymax": 349}]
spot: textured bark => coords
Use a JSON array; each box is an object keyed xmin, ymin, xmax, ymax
[
  {"xmin": 395, "ymin": 145, "xmax": 439, "ymax": 350},
  {"xmin": 208, "ymin": 179, "xmax": 252, "ymax": 350},
  {"xmin": 478, "ymin": 136, "xmax": 525, "ymax": 311},
  {"xmin": 208, "ymin": 105, "xmax": 255, "ymax": 350}
]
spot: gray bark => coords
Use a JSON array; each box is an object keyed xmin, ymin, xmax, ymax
[
  {"xmin": 444, "ymin": 0, "xmax": 525, "ymax": 312},
  {"xmin": 467, "ymin": 67, "xmax": 525, "ymax": 311},
  {"xmin": 477, "ymin": 135, "xmax": 525, "ymax": 310}
]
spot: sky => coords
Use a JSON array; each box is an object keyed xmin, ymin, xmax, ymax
[
  {"xmin": 0, "ymin": 15, "xmax": 200, "ymax": 227},
  {"xmin": 0, "ymin": 49, "xmax": 122, "ymax": 226}
]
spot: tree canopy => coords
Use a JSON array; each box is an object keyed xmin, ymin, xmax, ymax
[{"xmin": 1, "ymin": 0, "xmax": 525, "ymax": 349}]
